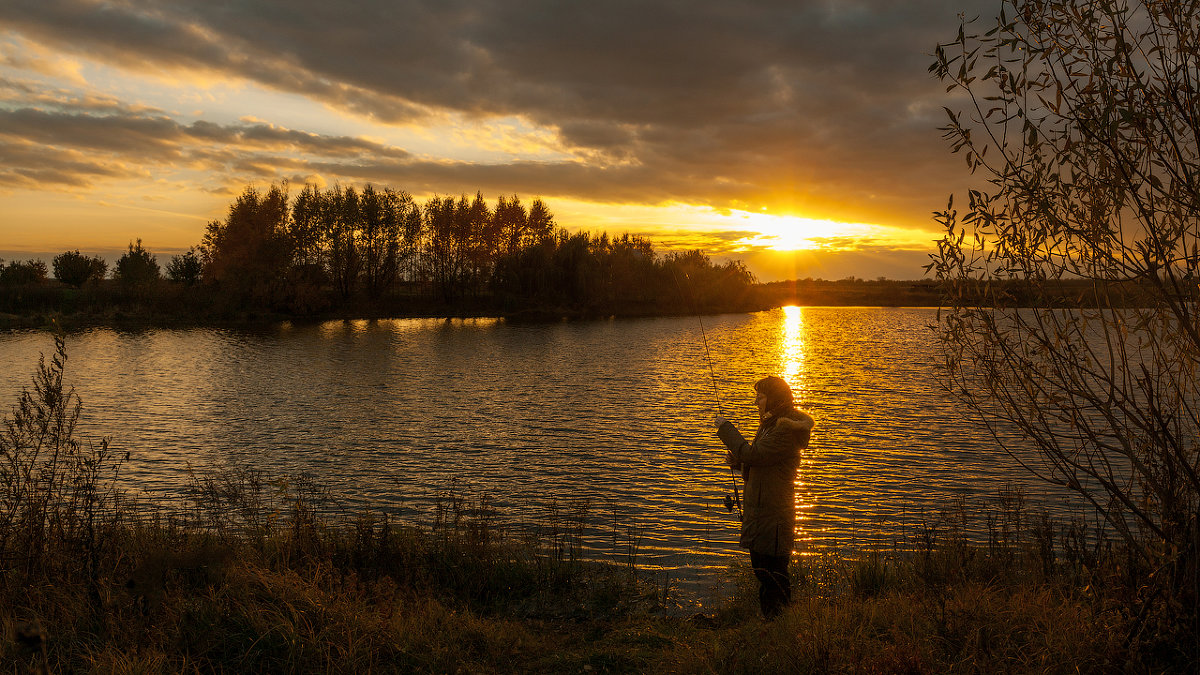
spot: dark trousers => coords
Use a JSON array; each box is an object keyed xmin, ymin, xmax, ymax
[{"xmin": 749, "ymin": 551, "xmax": 791, "ymax": 619}]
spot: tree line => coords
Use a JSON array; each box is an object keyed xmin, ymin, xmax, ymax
[
  {"xmin": 2, "ymin": 183, "xmax": 759, "ymax": 318},
  {"xmin": 1, "ymin": 240, "xmax": 167, "ymax": 289}
]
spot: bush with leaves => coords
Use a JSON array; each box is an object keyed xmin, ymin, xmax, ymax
[
  {"xmin": 114, "ymin": 239, "xmax": 160, "ymax": 286},
  {"xmin": 52, "ymin": 250, "xmax": 107, "ymax": 288},
  {"xmin": 165, "ymin": 247, "xmax": 203, "ymax": 285},
  {"xmin": 0, "ymin": 259, "xmax": 48, "ymax": 286}
]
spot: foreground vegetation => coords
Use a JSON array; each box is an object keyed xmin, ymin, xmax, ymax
[
  {"xmin": 931, "ymin": 0, "xmax": 1200, "ymax": 657},
  {"xmin": 1, "ymin": 340, "xmax": 1191, "ymax": 672}
]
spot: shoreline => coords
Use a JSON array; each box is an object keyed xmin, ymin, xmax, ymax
[
  {"xmin": 9, "ymin": 276, "xmax": 1158, "ymax": 331},
  {"xmin": 0, "ymin": 278, "xmax": 947, "ymax": 330},
  {"xmin": 0, "ymin": 303, "xmax": 949, "ymax": 332}
]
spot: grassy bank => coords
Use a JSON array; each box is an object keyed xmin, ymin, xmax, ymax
[
  {"xmin": 0, "ymin": 483, "xmax": 1148, "ymax": 673},
  {"xmin": 1, "ymin": 340, "xmax": 1189, "ymax": 672}
]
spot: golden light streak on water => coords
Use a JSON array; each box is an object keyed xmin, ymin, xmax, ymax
[
  {"xmin": 779, "ymin": 305, "xmax": 806, "ymax": 402},
  {"xmin": 773, "ymin": 306, "xmax": 817, "ymax": 552}
]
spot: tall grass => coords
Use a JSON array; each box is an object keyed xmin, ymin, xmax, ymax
[{"xmin": 0, "ymin": 336, "xmax": 126, "ymax": 590}]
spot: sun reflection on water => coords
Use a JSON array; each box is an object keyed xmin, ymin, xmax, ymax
[
  {"xmin": 777, "ymin": 305, "xmax": 818, "ymax": 553},
  {"xmin": 779, "ymin": 305, "xmax": 806, "ymax": 402}
]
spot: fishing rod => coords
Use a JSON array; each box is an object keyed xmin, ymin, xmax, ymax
[{"xmin": 671, "ymin": 269, "xmax": 741, "ymax": 516}]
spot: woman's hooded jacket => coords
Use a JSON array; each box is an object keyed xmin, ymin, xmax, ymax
[{"xmin": 717, "ymin": 409, "xmax": 814, "ymax": 556}]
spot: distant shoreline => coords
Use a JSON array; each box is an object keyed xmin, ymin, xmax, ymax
[
  {"xmin": 6, "ymin": 276, "xmax": 1162, "ymax": 331},
  {"xmin": 0, "ymin": 278, "xmax": 945, "ymax": 330}
]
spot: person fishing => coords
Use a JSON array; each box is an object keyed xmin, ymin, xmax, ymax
[{"xmin": 714, "ymin": 375, "xmax": 813, "ymax": 619}]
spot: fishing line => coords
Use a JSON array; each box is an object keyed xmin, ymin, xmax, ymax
[
  {"xmin": 672, "ymin": 269, "xmax": 740, "ymax": 515},
  {"xmin": 695, "ymin": 307, "xmax": 722, "ymax": 418},
  {"xmin": 671, "ymin": 270, "xmax": 722, "ymax": 414}
]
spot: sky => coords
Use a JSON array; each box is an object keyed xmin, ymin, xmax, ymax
[{"xmin": 0, "ymin": 0, "xmax": 993, "ymax": 282}]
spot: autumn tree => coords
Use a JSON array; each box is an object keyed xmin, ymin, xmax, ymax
[
  {"xmin": 494, "ymin": 195, "xmax": 528, "ymax": 258},
  {"xmin": 319, "ymin": 185, "xmax": 359, "ymax": 300},
  {"xmin": 458, "ymin": 192, "xmax": 493, "ymax": 295},
  {"xmin": 466, "ymin": 194, "xmax": 502, "ymax": 286},
  {"xmin": 202, "ymin": 183, "xmax": 292, "ymax": 297},
  {"xmin": 423, "ymin": 195, "xmax": 472, "ymax": 301},
  {"xmin": 526, "ymin": 198, "xmax": 555, "ymax": 246},
  {"xmin": 931, "ymin": 0, "xmax": 1200, "ymax": 651},
  {"xmin": 358, "ymin": 185, "xmax": 419, "ymax": 299},
  {"xmin": 114, "ymin": 240, "xmax": 160, "ymax": 286},
  {"xmin": 290, "ymin": 183, "xmax": 326, "ymax": 269},
  {"xmin": 165, "ymin": 248, "xmax": 203, "ymax": 285},
  {"xmin": 52, "ymin": 250, "xmax": 107, "ymax": 288},
  {"xmin": 397, "ymin": 192, "xmax": 425, "ymax": 284}
]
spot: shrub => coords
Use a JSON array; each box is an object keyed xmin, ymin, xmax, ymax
[
  {"xmin": 0, "ymin": 259, "xmax": 48, "ymax": 286},
  {"xmin": 166, "ymin": 247, "xmax": 203, "ymax": 285},
  {"xmin": 114, "ymin": 239, "xmax": 160, "ymax": 286},
  {"xmin": 52, "ymin": 250, "xmax": 107, "ymax": 288},
  {"xmin": 0, "ymin": 335, "xmax": 123, "ymax": 583},
  {"xmin": 932, "ymin": 0, "xmax": 1200, "ymax": 651}
]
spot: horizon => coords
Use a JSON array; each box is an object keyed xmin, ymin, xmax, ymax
[{"xmin": 0, "ymin": 242, "xmax": 937, "ymax": 284}]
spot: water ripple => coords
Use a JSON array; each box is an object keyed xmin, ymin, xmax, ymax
[{"xmin": 0, "ymin": 309, "xmax": 1079, "ymax": 595}]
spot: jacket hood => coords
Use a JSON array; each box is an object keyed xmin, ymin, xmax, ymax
[{"xmin": 775, "ymin": 410, "xmax": 814, "ymax": 433}]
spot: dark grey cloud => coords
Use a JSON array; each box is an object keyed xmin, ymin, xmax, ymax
[
  {"xmin": 0, "ymin": 108, "xmax": 409, "ymax": 159},
  {"xmin": 0, "ymin": 106, "xmax": 714, "ymax": 203},
  {"xmin": 0, "ymin": 140, "xmax": 140, "ymax": 188},
  {"xmin": 0, "ymin": 108, "xmax": 413, "ymax": 188},
  {"xmin": 0, "ymin": 76, "xmax": 150, "ymax": 114},
  {"xmin": 0, "ymin": 0, "xmax": 995, "ymax": 227},
  {"xmin": 0, "ymin": 108, "xmax": 184, "ymax": 157}
]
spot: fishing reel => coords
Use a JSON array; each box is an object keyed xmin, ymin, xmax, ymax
[{"xmin": 723, "ymin": 492, "xmax": 735, "ymax": 511}]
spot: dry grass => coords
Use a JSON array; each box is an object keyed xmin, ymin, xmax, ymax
[{"xmin": 651, "ymin": 581, "xmax": 1122, "ymax": 674}]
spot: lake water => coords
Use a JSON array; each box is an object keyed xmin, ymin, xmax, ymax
[{"xmin": 0, "ymin": 308, "xmax": 1078, "ymax": 599}]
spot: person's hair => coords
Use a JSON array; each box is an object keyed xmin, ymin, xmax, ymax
[{"xmin": 754, "ymin": 376, "xmax": 794, "ymax": 415}]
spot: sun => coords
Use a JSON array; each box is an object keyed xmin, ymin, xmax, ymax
[{"xmin": 731, "ymin": 211, "xmax": 855, "ymax": 251}]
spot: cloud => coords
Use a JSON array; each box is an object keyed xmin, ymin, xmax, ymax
[
  {"xmin": 0, "ymin": 0, "xmax": 990, "ymax": 229},
  {"xmin": 0, "ymin": 103, "xmax": 701, "ymax": 203},
  {"xmin": 0, "ymin": 138, "xmax": 145, "ymax": 188},
  {"xmin": 0, "ymin": 34, "xmax": 89, "ymax": 86},
  {"xmin": 0, "ymin": 75, "xmax": 163, "ymax": 115},
  {"xmin": 0, "ymin": 106, "xmax": 421, "ymax": 189}
]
